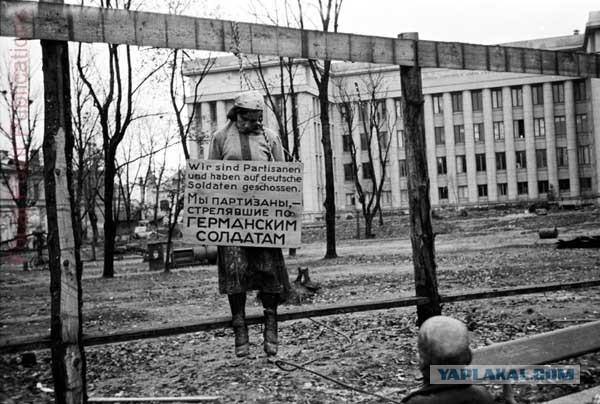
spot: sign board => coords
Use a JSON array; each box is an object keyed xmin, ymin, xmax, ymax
[{"xmin": 183, "ymin": 159, "xmax": 303, "ymax": 248}]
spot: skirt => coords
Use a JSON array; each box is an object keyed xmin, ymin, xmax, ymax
[{"xmin": 217, "ymin": 246, "xmax": 291, "ymax": 302}]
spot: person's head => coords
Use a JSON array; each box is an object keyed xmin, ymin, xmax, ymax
[
  {"xmin": 227, "ymin": 90, "xmax": 264, "ymax": 134},
  {"xmin": 417, "ymin": 316, "xmax": 472, "ymax": 382}
]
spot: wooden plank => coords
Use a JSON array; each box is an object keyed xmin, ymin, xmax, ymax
[
  {"xmin": 102, "ymin": 7, "xmax": 136, "ymax": 45},
  {"xmin": 545, "ymin": 385, "xmax": 600, "ymax": 404},
  {"xmin": 164, "ymin": 14, "xmax": 195, "ymax": 49},
  {"xmin": 40, "ymin": 1, "xmax": 85, "ymax": 400},
  {"xmin": 1, "ymin": 1, "xmax": 599, "ymax": 77},
  {"xmin": 134, "ymin": 9, "xmax": 166, "ymax": 47},
  {"xmin": 400, "ymin": 32, "xmax": 441, "ymax": 326},
  {"xmin": 0, "ymin": 1, "xmax": 37, "ymax": 38},
  {"xmin": 1, "ymin": 279, "xmax": 599, "ymax": 354},
  {"xmin": 473, "ymin": 320, "xmax": 600, "ymax": 365}
]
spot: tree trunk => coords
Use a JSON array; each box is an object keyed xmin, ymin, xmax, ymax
[
  {"xmin": 364, "ymin": 214, "xmax": 374, "ymax": 239},
  {"xmin": 41, "ymin": 33, "xmax": 86, "ymax": 403},
  {"xmin": 399, "ymin": 33, "xmax": 441, "ymax": 326},
  {"xmin": 318, "ymin": 70, "xmax": 337, "ymax": 259},
  {"xmin": 103, "ymin": 157, "xmax": 116, "ymax": 278}
]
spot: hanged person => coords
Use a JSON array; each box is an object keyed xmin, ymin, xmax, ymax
[{"xmin": 208, "ymin": 90, "xmax": 291, "ymax": 357}]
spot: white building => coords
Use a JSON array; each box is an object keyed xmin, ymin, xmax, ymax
[{"xmin": 184, "ymin": 12, "xmax": 600, "ymax": 220}]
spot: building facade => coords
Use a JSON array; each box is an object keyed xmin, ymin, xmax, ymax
[{"xmin": 184, "ymin": 12, "xmax": 600, "ymax": 220}]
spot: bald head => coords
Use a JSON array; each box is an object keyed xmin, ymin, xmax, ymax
[{"xmin": 418, "ymin": 316, "xmax": 472, "ymax": 368}]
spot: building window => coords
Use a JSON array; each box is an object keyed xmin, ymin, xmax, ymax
[
  {"xmin": 534, "ymin": 118, "xmax": 545, "ymax": 137},
  {"xmin": 382, "ymin": 190, "xmax": 392, "ymax": 206},
  {"xmin": 395, "ymin": 97, "xmax": 403, "ymax": 120},
  {"xmin": 558, "ymin": 178, "xmax": 570, "ymax": 192},
  {"xmin": 454, "ymin": 125, "xmax": 465, "ymax": 144},
  {"xmin": 536, "ymin": 149, "xmax": 547, "ymax": 168},
  {"xmin": 344, "ymin": 163, "xmax": 355, "ymax": 181},
  {"xmin": 209, "ymin": 101, "xmax": 217, "ymax": 123},
  {"xmin": 397, "ymin": 130, "xmax": 404, "ymax": 148},
  {"xmin": 362, "ymin": 162, "xmax": 373, "ymax": 179},
  {"xmin": 556, "ymin": 147, "xmax": 568, "ymax": 167},
  {"xmin": 456, "ymin": 155, "xmax": 467, "ymax": 174},
  {"xmin": 513, "ymin": 119, "xmax": 525, "ymax": 139},
  {"xmin": 497, "ymin": 183, "xmax": 507, "ymax": 196},
  {"xmin": 511, "ymin": 87, "xmax": 523, "ymax": 107},
  {"xmin": 400, "ymin": 190, "xmax": 408, "ymax": 205},
  {"xmin": 346, "ymin": 193, "xmax": 356, "ymax": 206},
  {"xmin": 471, "ymin": 90, "xmax": 483, "ymax": 111},
  {"xmin": 575, "ymin": 114, "xmax": 588, "ymax": 134},
  {"xmin": 438, "ymin": 186, "xmax": 449, "ymax": 200},
  {"xmin": 578, "ymin": 145, "xmax": 591, "ymax": 165},
  {"xmin": 399, "ymin": 159, "xmax": 407, "ymax": 177},
  {"xmin": 574, "ymin": 80, "xmax": 587, "ymax": 102},
  {"xmin": 580, "ymin": 177, "xmax": 592, "ymax": 192},
  {"xmin": 360, "ymin": 132, "xmax": 369, "ymax": 150},
  {"xmin": 552, "ymin": 82, "xmax": 564, "ymax": 103},
  {"xmin": 477, "ymin": 184, "xmax": 488, "ymax": 197},
  {"xmin": 496, "ymin": 152, "xmax": 506, "ymax": 170},
  {"xmin": 437, "ymin": 156, "xmax": 447, "ymax": 175},
  {"xmin": 493, "ymin": 121, "xmax": 505, "ymax": 140},
  {"xmin": 434, "ymin": 126, "xmax": 445, "ymax": 145},
  {"xmin": 457, "ymin": 185, "xmax": 468, "ymax": 200},
  {"xmin": 516, "ymin": 151, "xmax": 527, "ymax": 169},
  {"xmin": 475, "ymin": 153, "xmax": 486, "ymax": 172},
  {"xmin": 532, "ymin": 84, "xmax": 544, "ymax": 105},
  {"xmin": 554, "ymin": 116, "xmax": 566, "ymax": 136},
  {"xmin": 342, "ymin": 134, "xmax": 352, "ymax": 152},
  {"xmin": 517, "ymin": 181, "xmax": 528, "ymax": 195},
  {"xmin": 473, "ymin": 123, "xmax": 484, "ymax": 142},
  {"xmin": 451, "ymin": 92, "xmax": 463, "ymax": 112},
  {"xmin": 538, "ymin": 180, "xmax": 549, "ymax": 194},
  {"xmin": 491, "ymin": 88, "xmax": 503, "ymax": 109},
  {"xmin": 432, "ymin": 94, "xmax": 443, "ymax": 114}
]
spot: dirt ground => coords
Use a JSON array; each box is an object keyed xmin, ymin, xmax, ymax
[{"xmin": 1, "ymin": 208, "xmax": 599, "ymax": 403}]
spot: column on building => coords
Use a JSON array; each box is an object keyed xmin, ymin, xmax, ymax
[
  {"xmin": 216, "ymin": 101, "xmax": 227, "ymax": 128},
  {"xmin": 424, "ymin": 95, "xmax": 439, "ymax": 206},
  {"xmin": 386, "ymin": 98, "xmax": 401, "ymax": 208},
  {"xmin": 482, "ymin": 89, "xmax": 498, "ymax": 201},
  {"xmin": 543, "ymin": 82, "xmax": 558, "ymax": 191},
  {"xmin": 564, "ymin": 80, "xmax": 580, "ymax": 196},
  {"xmin": 522, "ymin": 84, "xmax": 539, "ymax": 199},
  {"xmin": 442, "ymin": 92, "xmax": 457, "ymax": 204},
  {"xmin": 462, "ymin": 90, "xmax": 478, "ymax": 202},
  {"xmin": 591, "ymin": 78, "xmax": 600, "ymax": 201},
  {"xmin": 297, "ymin": 93, "xmax": 319, "ymax": 215},
  {"xmin": 502, "ymin": 87, "xmax": 517, "ymax": 199}
]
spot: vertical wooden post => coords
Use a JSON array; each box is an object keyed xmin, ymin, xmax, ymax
[
  {"xmin": 40, "ymin": 0, "xmax": 86, "ymax": 402},
  {"xmin": 399, "ymin": 32, "xmax": 441, "ymax": 326}
]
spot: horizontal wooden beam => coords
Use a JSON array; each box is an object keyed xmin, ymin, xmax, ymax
[
  {"xmin": 1, "ymin": 1, "xmax": 599, "ymax": 77},
  {"xmin": 473, "ymin": 320, "xmax": 600, "ymax": 365},
  {"xmin": 1, "ymin": 279, "xmax": 598, "ymax": 354}
]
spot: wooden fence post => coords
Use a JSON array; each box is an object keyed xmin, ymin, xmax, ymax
[
  {"xmin": 40, "ymin": 0, "xmax": 86, "ymax": 401},
  {"xmin": 399, "ymin": 32, "xmax": 441, "ymax": 326}
]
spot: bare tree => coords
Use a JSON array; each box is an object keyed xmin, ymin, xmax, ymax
[
  {"xmin": 0, "ymin": 54, "xmax": 43, "ymax": 250},
  {"xmin": 336, "ymin": 72, "xmax": 395, "ymax": 238},
  {"xmin": 76, "ymin": 0, "xmax": 169, "ymax": 277},
  {"xmin": 299, "ymin": 0, "xmax": 344, "ymax": 259},
  {"xmin": 71, "ymin": 59, "xmax": 102, "ymax": 260},
  {"xmin": 163, "ymin": 168, "xmax": 184, "ymax": 272}
]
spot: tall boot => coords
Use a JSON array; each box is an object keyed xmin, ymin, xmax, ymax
[
  {"xmin": 228, "ymin": 293, "xmax": 249, "ymax": 357},
  {"xmin": 260, "ymin": 293, "xmax": 278, "ymax": 356}
]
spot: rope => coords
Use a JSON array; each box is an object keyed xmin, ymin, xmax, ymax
[
  {"xmin": 270, "ymin": 317, "xmax": 403, "ymax": 404},
  {"xmin": 271, "ymin": 358, "xmax": 404, "ymax": 404},
  {"xmin": 230, "ymin": 21, "xmax": 246, "ymax": 91}
]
